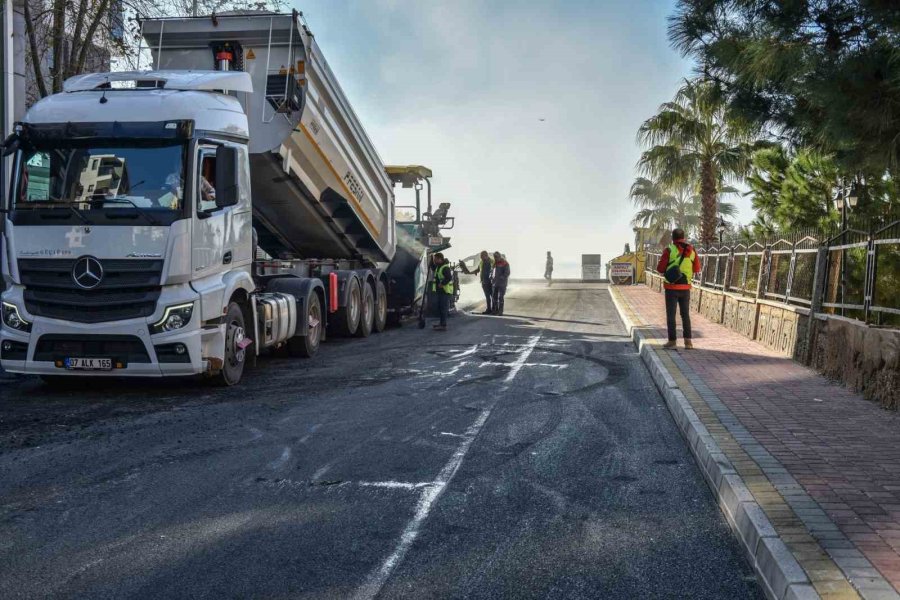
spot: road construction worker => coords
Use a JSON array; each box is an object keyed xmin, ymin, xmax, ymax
[
  {"xmin": 491, "ymin": 252, "xmax": 510, "ymax": 315},
  {"xmin": 656, "ymin": 228, "xmax": 701, "ymax": 349},
  {"xmin": 431, "ymin": 252, "xmax": 454, "ymax": 331},
  {"xmin": 544, "ymin": 251, "xmax": 554, "ymax": 286},
  {"xmin": 471, "ymin": 250, "xmax": 494, "ymax": 314}
]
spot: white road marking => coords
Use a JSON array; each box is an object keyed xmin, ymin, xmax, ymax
[
  {"xmin": 268, "ymin": 447, "xmax": 291, "ymax": 470},
  {"xmin": 358, "ymin": 481, "xmax": 435, "ymax": 490},
  {"xmin": 298, "ymin": 423, "xmax": 322, "ymax": 443},
  {"xmin": 353, "ymin": 332, "xmax": 542, "ymax": 600},
  {"xmin": 312, "ymin": 464, "xmax": 332, "ymax": 480},
  {"xmin": 502, "ymin": 333, "xmax": 543, "ymax": 386},
  {"xmin": 448, "ymin": 344, "xmax": 480, "ymax": 359},
  {"xmin": 478, "ymin": 361, "xmax": 566, "ymax": 370}
]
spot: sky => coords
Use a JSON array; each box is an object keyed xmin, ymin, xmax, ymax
[{"xmin": 289, "ymin": 0, "xmax": 754, "ymax": 278}]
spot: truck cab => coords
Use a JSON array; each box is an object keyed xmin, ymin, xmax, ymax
[{"xmin": 1, "ymin": 72, "xmax": 256, "ymax": 383}]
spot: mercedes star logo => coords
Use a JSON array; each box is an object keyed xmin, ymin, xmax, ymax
[{"xmin": 72, "ymin": 256, "xmax": 104, "ymax": 289}]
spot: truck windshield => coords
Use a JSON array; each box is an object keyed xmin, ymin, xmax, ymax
[{"xmin": 13, "ymin": 143, "xmax": 186, "ymax": 223}]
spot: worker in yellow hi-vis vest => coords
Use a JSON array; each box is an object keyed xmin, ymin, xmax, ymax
[
  {"xmin": 656, "ymin": 228, "xmax": 702, "ymax": 349},
  {"xmin": 431, "ymin": 252, "xmax": 454, "ymax": 331}
]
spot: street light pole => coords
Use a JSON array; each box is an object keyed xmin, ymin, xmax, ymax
[{"xmin": 834, "ymin": 179, "xmax": 859, "ymax": 316}]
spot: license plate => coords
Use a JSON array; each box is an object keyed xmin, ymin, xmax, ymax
[{"xmin": 64, "ymin": 357, "xmax": 113, "ymax": 370}]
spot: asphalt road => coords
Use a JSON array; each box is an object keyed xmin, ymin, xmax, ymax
[{"xmin": 0, "ymin": 283, "xmax": 761, "ymax": 599}]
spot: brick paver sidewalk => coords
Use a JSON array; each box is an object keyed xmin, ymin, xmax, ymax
[{"xmin": 614, "ymin": 285, "xmax": 900, "ymax": 600}]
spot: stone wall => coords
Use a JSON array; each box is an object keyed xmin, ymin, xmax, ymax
[
  {"xmin": 723, "ymin": 294, "xmax": 758, "ymax": 340},
  {"xmin": 642, "ymin": 273, "xmax": 900, "ymax": 408},
  {"xmin": 756, "ymin": 302, "xmax": 808, "ymax": 359},
  {"xmin": 811, "ymin": 316, "xmax": 900, "ymax": 410},
  {"xmin": 698, "ymin": 288, "xmax": 726, "ymax": 324}
]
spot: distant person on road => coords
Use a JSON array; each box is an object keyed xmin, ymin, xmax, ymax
[
  {"xmin": 471, "ymin": 250, "xmax": 494, "ymax": 315},
  {"xmin": 491, "ymin": 252, "xmax": 510, "ymax": 316},
  {"xmin": 431, "ymin": 252, "xmax": 454, "ymax": 331},
  {"xmin": 656, "ymin": 228, "xmax": 701, "ymax": 349},
  {"xmin": 544, "ymin": 251, "xmax": 554, "ymax": 286}
]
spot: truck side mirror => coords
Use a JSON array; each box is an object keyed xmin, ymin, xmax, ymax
[
  {"xmin": 215, "ymin": 145, "xmax": 239, "ymax": 209},
  {"xmin": 1, "ymin": 133, "xmax": 21, "ymax": 157}
]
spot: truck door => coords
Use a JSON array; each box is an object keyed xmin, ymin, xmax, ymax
[{"xmin": 191, "ymin": 144, "xmax": 228, "ymax": 278}]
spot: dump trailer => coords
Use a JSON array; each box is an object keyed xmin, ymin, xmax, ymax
[{"xmin": 0, "ymin": 11, "xmax": 436, "ymax": 385}]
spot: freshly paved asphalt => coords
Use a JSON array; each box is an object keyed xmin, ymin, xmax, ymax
[{"xmin": 0, "ymin": 283, "xmax": 762, "ymax": 599}]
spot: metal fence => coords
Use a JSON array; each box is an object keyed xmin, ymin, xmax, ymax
[{"xmin": 645, "ymin": 218, "xmax": 900, "ymax": 328}]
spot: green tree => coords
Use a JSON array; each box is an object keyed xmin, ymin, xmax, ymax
[
  {"xmin": 637, "ymin": 78, "xmax": 758, "ymax": 244},
  {"xmin": 629, "ymin": 176, "xmax": 737, "ymax": 244},
  {"xmin": 747, "ymin": 146, "xmax": 840, "ymax": 231},
  {"xmin": 669, "ymin": 0, "xmax": 900, "ymax": 174}
]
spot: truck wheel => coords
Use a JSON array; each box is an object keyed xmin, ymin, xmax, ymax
[
  {"xmin": 355, "ymin": 282, "xmax": 374, "ymax": 338},
  {"xmin": 288, "ymin": 293, "xmax": 322, "ymax": 358},
  {"xmin": 374, "ymin": 280, "xmax": 388, "ymax": 333},
  {"xmin": 333, "ymin": 277, "xmax": 361, "ymax": 336},
  {"xmin": 213, "ymin": 302, "xmax": 247, "ymax": 386}
]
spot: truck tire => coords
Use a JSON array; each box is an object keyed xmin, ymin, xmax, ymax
[
  {"xmin": 333, "ymin": 277, "xmax": 361, "ymax": 336},
  {"xmin": 212, "ymin": 302, "xmax": 247, "ymax": 386},
  {"xmin": 288, "ymin": 293, "xmax": 322, "ymax": 358},
  {"xmin": 355, "ymin": 281, "xmax": 374, "ymax": 338},
  {"xmin": 374, "ymin": 279, "xmax": 388, "ymax": 333}
]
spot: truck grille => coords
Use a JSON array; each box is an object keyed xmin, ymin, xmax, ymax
[
  {"xmin": 19, "ymin": 258, "xmax": 163, "ymax": 324},
  {"xmin": 33, "ymin": 334, "xmax": 150, "ymax": 363}
]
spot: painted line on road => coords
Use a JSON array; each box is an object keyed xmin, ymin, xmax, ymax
[
  {"xmin": 352, "ymin": 332, "xmax": 543, "ymax": 600},
  {"xmin": 358, "ymin": 481, "xmax": 436, "ymax": 491},
  {"xmin": 502, "ymin": 333, "xmax": 542, "ymax": 387},
  {"xmin": 268, "ymin": 447, "xmax": 292, "ymax": 471}
]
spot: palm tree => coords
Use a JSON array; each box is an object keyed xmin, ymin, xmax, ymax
[
  {"xmin": 630, "ymin": 176, "xmax": 738, "ymax": 244},
  {"xmin": 637, "ymin": 79, "xmax": 758, "ymax": 244}
]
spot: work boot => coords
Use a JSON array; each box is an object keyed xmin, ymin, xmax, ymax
[
  {"xmin": 684, "ymin": 339, "xmax": 694, "ymax": 349},
  {"xmin": 433, "ymin": 325, "xmax": 447, "ymax": 331},
  {"xmin": 662, "ymin": 340, "xmax": 677, "ymax": 349}
]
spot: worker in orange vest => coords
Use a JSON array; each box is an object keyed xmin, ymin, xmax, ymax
[{"xmin": 656, "ymin": 228, "xmax": 702, "ymax": 349}]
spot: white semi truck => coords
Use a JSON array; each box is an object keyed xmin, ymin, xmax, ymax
[{"xmin": 0, "ymin": 12, "xmax": 447, "ymax": 385}]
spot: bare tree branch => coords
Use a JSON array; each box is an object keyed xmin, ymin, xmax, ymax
[
  {"xmin": 23, "ymin": 0, "xmax": 49, "ymax": 99},
  {"xmin": 67, "ymin": 0, "xmax": 92, "ymax": 78},
  {"xmin": 50, "ymin": 0, "xmax": 66, "ymax": 93},
  {"xmin": 75, "ymin": 0, "xmax": 113, "ymax": 75}
]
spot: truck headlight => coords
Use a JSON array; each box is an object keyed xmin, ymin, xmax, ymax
[
  {"xmin": 150, "ymin": 303, "xmax": 194, "ymax": 334},
  {"xmin": 2, "ymin": 302, "xmax": 31, "ymax": 333}
]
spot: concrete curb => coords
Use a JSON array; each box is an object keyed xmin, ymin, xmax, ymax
[{"xmin": 608, "ymin": 288, "xmax": 818, "ymax": 600}]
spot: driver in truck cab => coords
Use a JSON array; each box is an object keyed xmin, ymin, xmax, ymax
[{"xmin": 161, "ymin": 163, "xmax": 215, "ymax": 209}]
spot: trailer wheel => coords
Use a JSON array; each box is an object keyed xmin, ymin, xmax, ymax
[
  {"xmin": 374, "ymin": 280, "xmax": 388, "ymax": 333},
  {"xmin": 288, "ymin": 293, "xmax": 322, "ymax": 358},
  {"xmin": 333, "ymin": 277, "xmax": 361, "ymax": 336},
  {"xmin": 212, "ymin": 302, "xmax": 247, "ymax": 386},
  {"xmin": 355, "ymin": 281, "xmax": 374, "ymax": 338}
]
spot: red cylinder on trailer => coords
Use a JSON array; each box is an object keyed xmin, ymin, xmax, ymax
[{"xmin": 329, "ymin": 272, "xmax": 339, "ymax": 313}]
